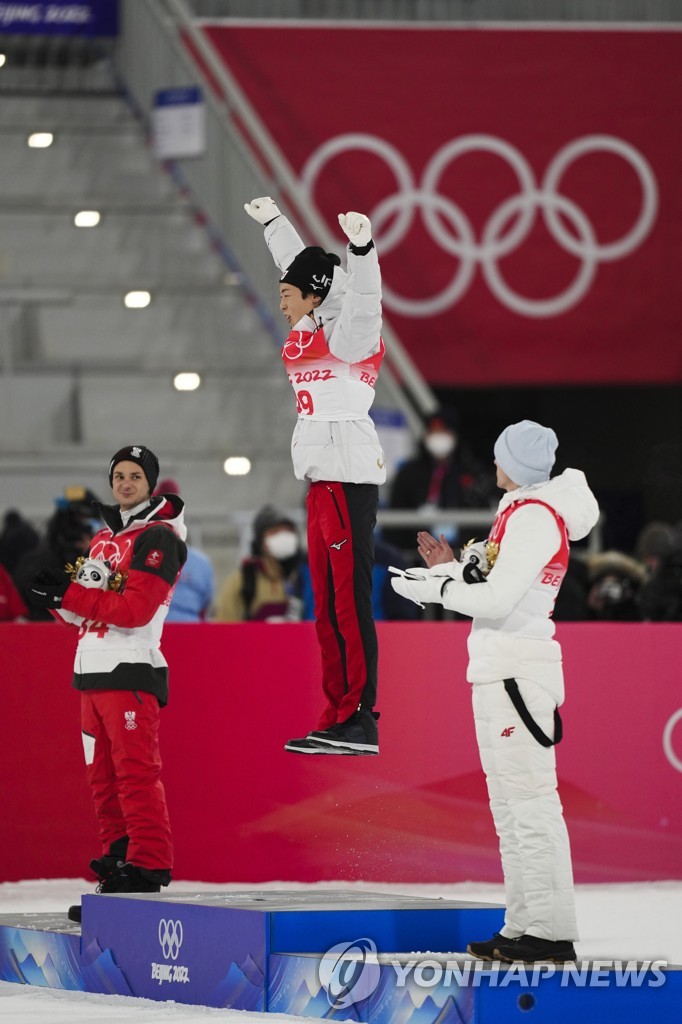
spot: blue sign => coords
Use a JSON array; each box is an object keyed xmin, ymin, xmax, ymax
[{"xmin": 0, "ymin": 2, "xmax": 119, "ymax": 36}]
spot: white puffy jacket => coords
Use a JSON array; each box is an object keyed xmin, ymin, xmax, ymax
[
  {"xmin": 264, "ymin": 216, "xmax": 386, "ymax": 485},
  {"xmin": 440, "ymin": 470, "xmax": 599, "ymax": 696}
]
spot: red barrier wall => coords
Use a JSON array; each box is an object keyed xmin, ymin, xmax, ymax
[{"xmin": 1, "ymin": 623, "xmax": 680, "ymax": 884}]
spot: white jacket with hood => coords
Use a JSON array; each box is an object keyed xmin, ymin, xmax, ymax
[
  {"xmin": 264, "ymin": 215, "xmax": 386, "ymax": 485},
  {"xmin": 438, "ymin": 469, "xmax": 599, "ymax": 699}
]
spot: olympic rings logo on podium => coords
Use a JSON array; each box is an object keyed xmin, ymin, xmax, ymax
[
  {"xmin": 301, "ymin": 133, "xmax": 658, "ymax": 319},
  {"xmin": 158, "ymin": 918, "xmax": 183, "ymax": 960}
]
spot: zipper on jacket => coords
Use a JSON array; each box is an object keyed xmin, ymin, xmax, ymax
[
  {"xmin": 327, "ymin": 486, "xmax": 346, "ymax": 529},
  {"xmin": 132, "ymin": 691, "xmax": 143, "ymax": 705}
]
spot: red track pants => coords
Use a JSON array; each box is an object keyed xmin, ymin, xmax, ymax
[
  {"xmin": 80, "ymin": 690, "xmax": 173, "ymax": 870},
  {"xmin": 306, "ymin": 481, "xmax": 378, "ymax": 729}
]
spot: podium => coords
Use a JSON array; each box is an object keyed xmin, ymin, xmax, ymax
[{"xmin": 0, "ymin": 890, "xmax": 679, "ymax": 1021}]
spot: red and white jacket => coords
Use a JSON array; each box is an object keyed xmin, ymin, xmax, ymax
[
  {"xmin": 438, "ymin": 470, "xmax": 599, "ymax": 695},
  {"xmin": 265, "ymin": 216, "xmax": 386, "ymax": 485},
  {"xmin": 55, "ymin": 495, "xmax": 188, "ymax": 706}
]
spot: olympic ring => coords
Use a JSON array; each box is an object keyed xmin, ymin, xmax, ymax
[
  {"xmin": 282, "ymin": 330, "xmax": 315, "ymax": 360},
  {"xmin": 372, "ymin": 190, "xmax": 476, "ymax": 317},
  {"xmin": 481, "ymin": 191, "xmax": 598, "ymax": 319},
  {"xmin": 301, "ymin": 133, "xmax": 658, "ymax": 319},
  {"xmin": 663, "ymin": 708, "xmax": 682, "ymax": 774},
  {"xmin": 158, "ymin": 918, "xmax": 183, "ymax": 960}
]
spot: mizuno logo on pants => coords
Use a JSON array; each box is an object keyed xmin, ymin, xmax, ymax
[{"xmin": 329, "ymin": 539, "xmax": 348, "ymax": 551}]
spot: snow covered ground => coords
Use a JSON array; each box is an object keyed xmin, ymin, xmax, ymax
[{"xmin": 1, "ymin": 878, "xmax": 680, "ymax": 1023}]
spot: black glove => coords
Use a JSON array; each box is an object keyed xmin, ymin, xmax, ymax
[{"xmin": 28, "ymin": 568, "xmax": 71, "ymax": 608}]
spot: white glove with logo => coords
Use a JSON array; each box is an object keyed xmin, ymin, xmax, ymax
[
  {"xmin": 75, "ymin": 558, "xmax": 112, "ymax": 590},
  {"xmin": 338, "ymin": 211, "xmax": 372, "ymax": 247},
  {"xmin": 243, "ymin": 196, "xmax": 281, "ymax": 225},
  {"xmin": 388, "ymin": 566, "xmax": 450, "ymax": 608}
]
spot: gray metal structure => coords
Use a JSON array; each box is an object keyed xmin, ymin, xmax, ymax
[{"xmin": 190, "ymin": 0, "xmax": 682, "ymax": 22}]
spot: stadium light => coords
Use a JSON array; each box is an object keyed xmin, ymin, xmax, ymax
[
  {"xmin": 28, "ymin": 132, "xmax": 54, "ymax": 148},
  {"xmin": 74, "ymin": 210, "xmax": 101, "ymax": 228},
  {"xmin": 0, "ymin": 55, "xmax": 6, "ymax": 68},
  {"xmin": 124, "ymin": 290, "xmax": 151, "ymax": 309},
  {"xmin": 174, "ymin": 372, "xmax": 201, "ymax": 392},
  {"xmin": 223, "ymin": 457, "xmax": 251, "ymax": 476}
]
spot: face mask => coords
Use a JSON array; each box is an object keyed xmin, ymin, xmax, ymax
[
  {"xmin": 424, "ymin": 432, "xmax": 456, "ymax": 460},
  {"xmin": 264, "ymin": 530, "xmax": 299, "ymax": 561}
]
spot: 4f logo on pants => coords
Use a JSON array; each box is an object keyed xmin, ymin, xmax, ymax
[
  {"xmin": 125, "ymin": 711, "xmax": 137, "ymax": 731},
  {"xmin": 329, "ymin": 539, "xmax": 348, "ymax": 551},
  {"xmin": 501, "ymin": 726, "xmax": 515, "ymax": 737}
]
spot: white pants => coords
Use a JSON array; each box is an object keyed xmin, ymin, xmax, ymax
[{"xmin": 472, "ymin": 679, "xmax": 578, "ymax": 941}]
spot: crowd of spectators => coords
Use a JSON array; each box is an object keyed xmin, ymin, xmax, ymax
[{"xmin": 2, "ymin": 413, "xmax": 682, "ymax": 625}]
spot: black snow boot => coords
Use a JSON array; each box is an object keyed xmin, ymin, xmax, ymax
[
  {"xmin": 89, "ymin": 835, "xmax": 129, "ymax": 886},
  {"xmin": 68, "ymin": 837, "xmax": 130, "ymax": 923},
  {"xmin": 114, "ymin": 862, "xmax": 172, "ymax": 892},
  {"xmin": 493, "ymin": 933, "xmax": 577, "ymax": 963}
]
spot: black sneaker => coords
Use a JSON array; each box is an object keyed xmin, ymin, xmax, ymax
[
  {"xmin": 284, "ymin": 736, "xmax": 359, "ymax": 754},
  {"xmin": 494, "ymin": 933, "xmax": 577, "ymax": 963},
  {"xmin": 467, "ymin": 933, "xmax": 518, "ymax": 960},
  {"xmin": 307, "ymin": 709, "xmax": 379, "ymax": 754}
]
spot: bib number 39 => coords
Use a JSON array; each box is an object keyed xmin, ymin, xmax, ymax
[{"xmin": 296, "ymin": 390, "xmax": 314, "ymax": 415}]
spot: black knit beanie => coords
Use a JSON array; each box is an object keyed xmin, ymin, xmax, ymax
[
  {"xmin": 280, "ymin": 246, "xmax": 341, "ymax": 302},
  {"xmin": 108, "ymin": 445, "xmax": 160, "ymax": 493}
]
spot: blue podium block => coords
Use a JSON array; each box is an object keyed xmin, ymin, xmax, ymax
[
  {"xmin": 80, "ymin": 889, "xmax": 504, "ymax": 1010},
  {"xmin": 0, "ymin": 913, "xmax": 83, "ymax": 990}
]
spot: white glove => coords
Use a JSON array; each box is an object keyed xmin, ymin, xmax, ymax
[
  {"xmin": 244, "ymin": 196, "xmax": 281, "ymax": 225},
  {"xmin": 429, "ymin": 559, "xmax": 463, "ymax": 578},
  {"xmin": 75, "ymin": 558, "xmax": 112, "ymax": 590},
  {"xmin": 338, "ymin": 211, "xmax": 372, "ymax": 247},
  {"xmin": 388, "ymin": 565, "xmax": 431, "ymax": 581},
  {"xmin": 388, "ymin": 566, "xmax": 450, "ymax": 608}
]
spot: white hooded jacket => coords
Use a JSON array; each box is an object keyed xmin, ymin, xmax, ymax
[
  {"xmin": 439, "ymin": 469, "xmax": 599, "ymax": 696},
  {"xmin": 264, "ymin": 216, "xmax": 386, "ymax": 484}
]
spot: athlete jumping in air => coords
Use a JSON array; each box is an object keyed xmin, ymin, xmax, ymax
[{"xmin": 244, "ymin": 197, "xmax": 385, "ymax": 755}]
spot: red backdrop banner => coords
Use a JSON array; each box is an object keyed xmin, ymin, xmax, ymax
[
  {"xmin": 1, "ymin": 622, "xmax": 681, "ymax": 884},
  {"xmin": 201, "ymin": 23, "xmax": 682, "ymax": 386}
]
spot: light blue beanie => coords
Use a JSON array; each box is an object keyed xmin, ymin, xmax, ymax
[{"xmin": 494, "ymin": 420, "xmax": 558, "ymax": 486}]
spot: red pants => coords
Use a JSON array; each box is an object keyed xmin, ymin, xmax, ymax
[
  {"xmin": 80, "ymin": 690, "xmax": 173, "ymax": 870},
  {"xmin": 307, "ymin": 481, "xmax": 378, "ymax": 729}
]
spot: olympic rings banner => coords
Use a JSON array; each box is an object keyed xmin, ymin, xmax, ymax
[{"xmin": 201, "ymin": 22, "xmax": 682, "ymax": 386}]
